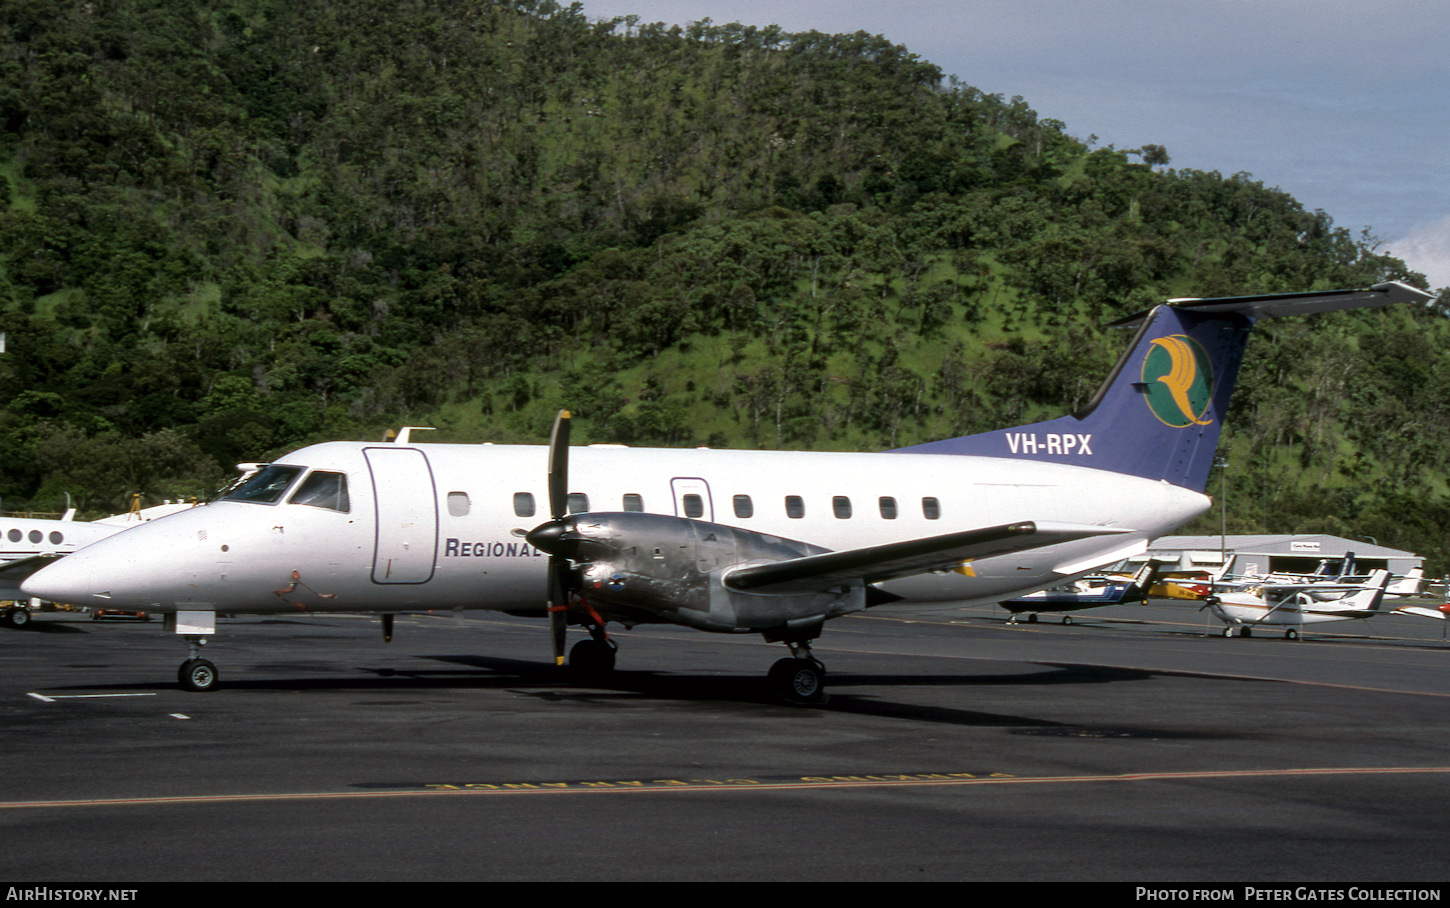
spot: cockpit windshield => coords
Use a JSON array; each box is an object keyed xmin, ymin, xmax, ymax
[
  {"xmin": 221, "ymin": 465, "xmax": 304, "ymax": 504},
  {"xmin": 289, "ymin": 470, "xmax": 350, "ymax": 513}
]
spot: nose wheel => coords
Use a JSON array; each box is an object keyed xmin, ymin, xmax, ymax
[
  {"xmin": 179, "ymin": 658, "xmax": 219, "ymax": 692},
  {"xmin": 177, "ymin": 635, "xmax": 218, "ymax": 692}
]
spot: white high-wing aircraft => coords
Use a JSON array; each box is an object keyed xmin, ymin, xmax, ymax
[
  {"xmin": 1205, "ymin": 569, "xmax": 1392, "ymax": 639},
  {"xmin": 21, "ymin": 282, "xmax": 1431, "ymax": 700},
  {"xmin": 1, "ymin": 502, "xmax": 198, "ymax": 625}
]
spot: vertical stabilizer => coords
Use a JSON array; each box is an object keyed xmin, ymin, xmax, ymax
[{"xmin": 893, "ymin": 282, "xmax": 1431, "ymax": 492}]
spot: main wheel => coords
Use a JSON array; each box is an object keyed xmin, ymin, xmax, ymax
[
  {"xmin": 1285, "ymin": 628, "xmax": 1299, "ymax": 640},
  {"xmin": 6, "ymin": 606, "xmax": 31, "ymax": 628},
  {"xmin": 179, "ymin": 658, "xmax": 219, "ymax": 692},
  {"xmin": 769, "ymin": 658, "xmax": 825, "ymax": 705},
  {"xmin": 569, "ymin": 638, "xmax": 617, "ymax": 677},
  {"xmin": 1062, "ymin": 615, "xmax": 1073, "ymax": 625}
]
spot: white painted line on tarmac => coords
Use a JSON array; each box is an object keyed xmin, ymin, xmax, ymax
[{"xmin": 27, "ymin": 692, "xmax": 157, "ymax": 700}]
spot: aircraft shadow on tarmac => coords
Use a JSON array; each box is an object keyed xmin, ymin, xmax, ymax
[{"xmin": 38, "ymin": 652, "xmax": 1241, "ymax": 731}]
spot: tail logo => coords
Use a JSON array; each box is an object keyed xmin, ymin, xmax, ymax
[{"xmin": 1142, "ymin": 335, "xmax": 1214, "ymax": 427}]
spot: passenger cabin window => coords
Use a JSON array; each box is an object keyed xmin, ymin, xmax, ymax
[
  {"xmin": 6, "ymin": 529, "xmax": 18, "ymax": 542},
  {"xmin": 289, "ymin": 471, "xmax": 351, "ymax": 513},
  {"xmin": 833, "ymin": 496, "xmax": 852, "ymax": 519},
  {"xmin": 785, "ymin": 496, "xmax": 805, "ymax": 519},
  {"xmin": 567, "ymin": 493, "xmax": 590, "ymax": 514},
  {"xmin": 446, "ymin": 491, "xmax": 471, "ymax": 517},
  {"xmin": 28, "ymin": 530, "xmax": 41, "ymax": 543},
  {"xmin": 49, "ymin": 532, "xmax": 62, "ymax": 544},
  {"xmin": 222, "ymin": 465, "xmax": 303, "ymax": 504},
  {"xmin": 513, "ymin": 492, "xmax": 536, "ymax": 518},
  {"xmin": 682, "ymin": 494, "xmax": 704, "ymax": 518},
  {"xmin": 879, "ymin": 497, "xmax": 898, "ymax": 519},
  {"xmin": 623, "ymin": 494, "xmax": 644, "ymax": 512},
  {"xmin": 922, "ymin": 497, "xmax": 941, "ymax": 520},
  {"xmin": 733, "ymin": 495, "xmax": 754, "ymax": 519}
]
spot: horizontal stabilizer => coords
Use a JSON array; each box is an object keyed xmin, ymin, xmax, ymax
[
  {"xmin": 724, "ymin": 521, "xmax": 1126, "ymax": 594},
  {"xmin": 1108, "ymin": 281, "xmax": 1431, "ymax": 327}
]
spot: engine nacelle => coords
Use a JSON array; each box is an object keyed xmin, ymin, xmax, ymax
[{"xmin": 529, "ymin": 512, "xmax": 865, "ymax": 635}]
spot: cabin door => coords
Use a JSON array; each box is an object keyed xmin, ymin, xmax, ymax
[{"xmin": 364, "ymin": 446, "xmax": 439, "ymax": 584}]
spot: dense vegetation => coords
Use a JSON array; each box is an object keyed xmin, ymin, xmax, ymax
[{"xmin": 3, "ymin": 1, "xmax": 1448, "ymax": 565}]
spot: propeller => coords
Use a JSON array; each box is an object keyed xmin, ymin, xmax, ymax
[{"xmin": 544, "ymin": 409, "xmax": 572, "ymax": 665}]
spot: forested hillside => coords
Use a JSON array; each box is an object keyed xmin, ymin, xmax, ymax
[{"xmin": 3, "ymin": 1, "xmax": 1448, "ymax": 564}]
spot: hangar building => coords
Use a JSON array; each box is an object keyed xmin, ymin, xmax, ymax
[{"xmin": 1138, "ymin": 534, "xmax": 1421, "ymax": 579}]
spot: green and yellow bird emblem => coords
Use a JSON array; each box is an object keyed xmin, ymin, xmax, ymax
[{"xmin": 1142, "ymin": 335, "xmax": 1214, "ymax": 427}]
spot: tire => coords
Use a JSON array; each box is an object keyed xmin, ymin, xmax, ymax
[
  {"xmin": 1285, "ymin": 628, "xmax": 1299, "ymax": 640},
  {"xmin": 179, "ymin": 658, "xmax": 219, "ymax": 692},
  {"xmin": 6, "ymin": 607, "xmax": 31, "ymax": 628},
  {"xmin": 769, "ymin": 658, "xmax": 825, "ymax": 705},
  {"xmin": 569, "ymin": 638, "xmax": 617, "ymax": 677}
]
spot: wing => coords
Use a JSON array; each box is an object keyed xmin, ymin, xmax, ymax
[
  {"xmin": 723, "ymin": 521, "xmax": 1128, "ymax": 594},
  {"xmin": 1396, "ymin": 606, "xmax": 1449, "ymax": 621}
]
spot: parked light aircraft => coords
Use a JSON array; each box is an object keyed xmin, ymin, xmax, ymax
[
  {"xmin": 1205, "ymin": 569, "xmax": 1392, "ymax": 638},
  {"xmin": 21, "ymin": 282, "xmax": 1431, "ymax": 700},
  {"xmin": 1000, "ymin": 563, "xmax": 1157, "ymax": 624},
  {"xmin": 0, "ymin": 502, "xmax": 197, "ymax": 625}
]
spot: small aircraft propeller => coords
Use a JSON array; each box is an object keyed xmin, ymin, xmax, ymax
[{"xmin": 543, "ymin": 410, "xmax": 572, "ymax": 665}]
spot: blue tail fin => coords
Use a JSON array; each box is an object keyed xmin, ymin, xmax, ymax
[{"xmin": 893, "ymin": 282, "xmax": 1431, "ymax": 492}]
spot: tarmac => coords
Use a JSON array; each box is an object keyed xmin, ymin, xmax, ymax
[{"xmin": 3, "ymin": 599, "xmax": 1450, "ymax": 881}]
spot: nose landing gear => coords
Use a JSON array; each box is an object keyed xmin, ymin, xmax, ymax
[{"xmin": 177, "ymin": 632, "xmax": 218, "ymax": 692}]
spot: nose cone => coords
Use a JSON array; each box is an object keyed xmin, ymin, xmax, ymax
[
  {"xmin": 22, "ymin": 506, "xmax": 216, "ymax": 609},
  {"xmin": 21, "ymin": 551, "xmax": 94, "ymax": 604}
]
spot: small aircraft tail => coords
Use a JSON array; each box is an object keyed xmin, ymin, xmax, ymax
[
  {"xmin": 1123, "ymin": 562, "xmax": 1159, "ymax": 603},
  {"xmin": 893, "ymin": 283, "xmax": 1431, "ymax": 492},
  {"xmin": 1343, "ymin": 569, "xmax": 1392, "ymax": 613}
]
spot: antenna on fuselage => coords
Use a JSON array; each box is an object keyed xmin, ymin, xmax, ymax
[{"xmin": 386, "ymin": 427, "xmax": 436, "ymax": 445}]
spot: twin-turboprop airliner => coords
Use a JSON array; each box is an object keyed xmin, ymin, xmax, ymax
[{"xmin": 22, "ymin": 282, "xmax": 1430, "ymax": 701}]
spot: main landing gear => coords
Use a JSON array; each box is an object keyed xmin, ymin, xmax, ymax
[
  {"xmin": 568, "ymin": 635, "xmax": 618, "ymax": 678},
  {"xmin": 768, "ymin": 640, "xmax": 827, "ymax": 705}
]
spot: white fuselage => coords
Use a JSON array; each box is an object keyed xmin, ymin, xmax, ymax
[{"xmin": 23, "ymin": 442, "xmax": 1210, "ymax": 618}]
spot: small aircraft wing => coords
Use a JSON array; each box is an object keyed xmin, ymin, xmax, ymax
[
  {"xmin": 724, "ymin": 521, "xmax": 1128, "ymax": 594},
  {"xmin": 1395, "ymin": 606, "xmax": 1450, "ymax": 621}
]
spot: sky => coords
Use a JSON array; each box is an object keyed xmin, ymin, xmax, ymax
[{"xmin": 578, "ymin": 0, "xmax": 1450, "ymax": 291}]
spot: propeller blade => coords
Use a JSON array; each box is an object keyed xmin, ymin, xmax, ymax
[
  {"xmin": 548, "ymin": 409, "xmax": 571, "ymax": 521},
  {"xmin": 548, "ymin": 556, "xmax": 569, "ymax": 665}
]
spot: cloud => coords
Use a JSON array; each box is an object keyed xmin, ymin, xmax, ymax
[{"xmin": 1389, "ymin": 217, "xmax": 1450, "ymax": 292}]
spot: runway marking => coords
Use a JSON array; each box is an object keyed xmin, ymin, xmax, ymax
[
  {"xmin": 5, "ymin": 766, "xmax": 1450, "ymax": 811},
  {"xmin": 27, "ymin": 693, "xmax": 157, "ymax": 702}
]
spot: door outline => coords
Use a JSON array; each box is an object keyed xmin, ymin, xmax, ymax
[{"xmin": 364, "ymin": 446, "xmax": 440, "ymax": 584}]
